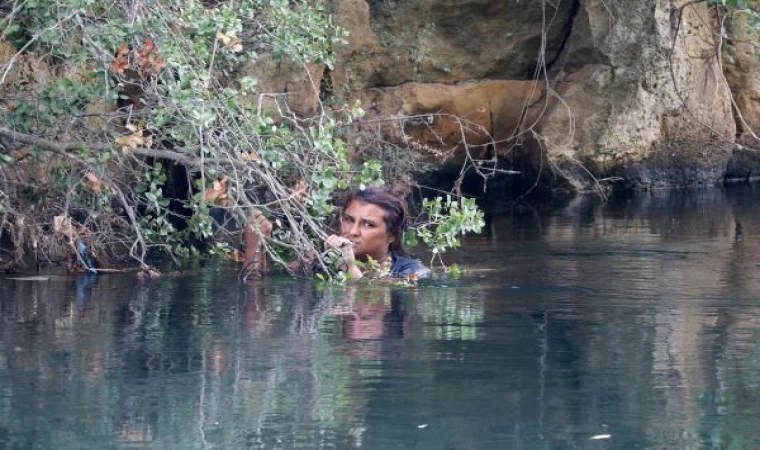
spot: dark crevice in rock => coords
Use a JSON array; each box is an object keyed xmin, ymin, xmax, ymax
[
  {"xmin": 319, "ymin": 67, "xmax": 333, "ymax": 102},
  {"xmin": 545, "ymin": 0, "xmax": 582, "ymax": 73}
]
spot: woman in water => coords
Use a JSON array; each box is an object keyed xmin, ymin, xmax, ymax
[{"xmin": 244, "ymin": 186, "xmax": 429, "ymax": 280}]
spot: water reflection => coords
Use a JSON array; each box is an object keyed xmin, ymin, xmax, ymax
[
  {"xmin": 475, "ymin": 186, "xmax": 760, "ymax": 449},
  {"xmin": 2, "ymin": 187, "xmax": 760, "ymax": 448}
]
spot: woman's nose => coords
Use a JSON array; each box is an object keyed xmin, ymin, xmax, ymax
[{"xmin": 347, "ymin": 221, "xmax": 361, "ymax": 236}]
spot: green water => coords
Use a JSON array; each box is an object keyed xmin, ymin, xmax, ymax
[{"xmin": 2, "ymin": 186, "xmax": 760, "ymax": 449}]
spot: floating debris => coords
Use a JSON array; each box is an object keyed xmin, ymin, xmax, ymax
[
  {"xmin": 7, "ymin": 276, "xmax": 50, "ymax": 281},
  {"xmin": 590, "ymin": 434, "xmax": 612, "ymax": 440}
]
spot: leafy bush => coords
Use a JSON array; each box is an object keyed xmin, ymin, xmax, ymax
[{"xmin": 0, "ymin": 0, "xmax": 483, "ymax": 277}]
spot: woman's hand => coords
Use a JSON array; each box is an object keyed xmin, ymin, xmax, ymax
[
  {"xmin": 325, "ymin": 235, "xmax": 354, "ymax": 262},
  {"xmin": 325, "ymin": 235, "xmax": 362, "ymax": 279}
]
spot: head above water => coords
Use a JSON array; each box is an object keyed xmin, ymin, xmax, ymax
[{"xmin": 341, "ymin": 186, "xmax": 409, "ymax": 257}]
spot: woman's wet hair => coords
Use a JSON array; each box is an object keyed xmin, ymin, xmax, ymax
[{"xmin": 342, "ymin": 186, "xmax": 408, "ymax": 255}]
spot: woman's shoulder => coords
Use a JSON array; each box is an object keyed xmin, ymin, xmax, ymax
[{"xmin": 390, "ymin": 254, "xmax": 430, "ymax": 279}]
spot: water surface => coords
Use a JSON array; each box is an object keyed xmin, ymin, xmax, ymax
[{"xmin": 2, "ymin": 186, "xmax": 760, "ymax": 449}]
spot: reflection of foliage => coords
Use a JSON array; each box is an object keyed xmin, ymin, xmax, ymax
[
  {"xmin": 10, "ymin": 268, "xmax": 760, "ymax": 449},
  {"xmin": 417, "ymin": 287, "xmax": 484, "ymax": 341},
  {"xmin": 0, "ymin": 275, "xmax": 379, "ymax": 448}
]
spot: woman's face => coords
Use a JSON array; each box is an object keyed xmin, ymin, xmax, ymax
[{"xmin": 340, "ymin": 200, "xmax": 394, "ymax": 262}]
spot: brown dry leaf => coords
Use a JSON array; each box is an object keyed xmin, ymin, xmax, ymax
[
  {"xmin": 109, "ymin": 54, "xmax": 129, "ymax": 75},
  {"xmin": 216, "ymin": 31, "xmax": 243, "ymax": 52},
  {"xmin": 228, "ymin": 249, "xmax": 244, "ymax": 263},
  {"xmin": 109, "ymin": 43, "xmax": 130, "ymax": 75},
  {"xmin": 240, "ymin": 151, "xmax": 260, "ymax": 161},
  {"xmin": 115, "ymin": 134, "xmax": 134, "ymax": 151},
  {"xmin": 117, "ymin": 122, "xmax": 152, "ymax": 152},
  {"xmin": 0, "ymin": 40, "xmax": 15, "ymax": 64},
  {"xmin": 135, "ymin": 39, "xmax": 156, "ymax": 62},
  {"xmin": 292, "ymin": 180, "xmax": 309, "ymax": 202},
  {"xmin": 203, "ymin": 176, "xmax": 230, "ymax": 205},
  {"xmin": 216, "ymin": 31, "xmax": 233, "ymax": 45},
  {"xmin": 116, "ymin": 130, "xmax": 149, "ymax": 152},
  {"xmin": 53, "ymin": 215, "xmax": 74, "ymax": 235},
  {"xmin": 84, "ymin": 172, "xmax": 103, "ymax": 194},
  {"xmin": 150, "ymin": 57, "xmax": 166, "ymax": 73},
  {"xmin": 143, "ymin": 39, "xmax": 156, "ymax": 54},
  {"xmin": 231, "ymin": 38, "xmax": 243, "ymax": 53},
  {"xmin": 140, "ymin": 54, "xmax": 165, "ymax": 75},
  {"xmin": 135, "ymin": 39, "xmax": 165, "ymax": 75}
]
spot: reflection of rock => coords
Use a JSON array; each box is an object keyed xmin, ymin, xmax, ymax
[
  {"xmin": 649, "ymin": 307, "xmax": 708, "ymax": 449},
  {"xmin": 118, "ymin": 421, "xmax": 154, "ymax": 446},
  {"xmin": 525, "ymin": 188, "xmax": 760, "ymax": 447}
]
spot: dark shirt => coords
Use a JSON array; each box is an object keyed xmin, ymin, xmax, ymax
[{"xmin": 390, "ymin": 254, "xmax": 430, "ymax": 279}]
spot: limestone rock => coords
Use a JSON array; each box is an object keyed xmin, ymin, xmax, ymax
[
  {"xmin": 361, "ymin": 79, "xmax": 545, "ymax": 165},
  {"xmin": 723, "ymin": 8, "xmax": 760, "ymax": 135},
  {"xmin": 538, "ymin": 0, "xmax": 736, "ymax": 190},
  {"xmin": 243, "ymin": 0, "xmax": 748, "ymax": 192},
  {"xmin": 725, "ymin": 134, "xmax": 760, "ymax": 183},
  {"xmin": 331, "ymin": 0, "xmax": 575, "ymax": 93},
  {"xmin": 239, "ymin": 54, "xmax": 324, "ymax": 117}
]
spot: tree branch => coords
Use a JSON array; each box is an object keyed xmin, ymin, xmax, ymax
[{"xmin": 0, "ymin": 126, "xmax": 200, "ymax": 167}]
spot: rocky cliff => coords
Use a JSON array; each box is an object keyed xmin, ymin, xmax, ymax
[{"xmin": 252, "ymin": 0, "xmax": 760, "ymax": 195}]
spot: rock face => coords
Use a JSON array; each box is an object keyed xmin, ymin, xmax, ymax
[
  {"xmin": 240, "ymin": 55, "xmax": 325, "ymax": 117},
  {"xmin": 722, "ymin": 6, "xmax": 760, "ymax": 183},
  {"xmin": 325, "ymin": 0, "xmax": 574, "ymax": 180},
  {"xmin": 723, "ymin": 8, "xmax": 760, "ymax": 135},
  {"xmin": 5, "ymin": 1, "xmax": 757, "ymax": 194},
  {"xmin": 539, "ymin": 0, "xmax": 736, "ymax": 190},
  {"xmin": 361, "ymin": 80, "xmax": 545, "ymax": 163},
  {"xmin": 250, "ymin": 0, "xmax": 756, "ymax": 193},
  {"xmin": 331, "ymin": 0, "xmax": 575, "ymax": 90}
]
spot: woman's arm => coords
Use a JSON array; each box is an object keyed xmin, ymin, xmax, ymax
[
  {"xmin": 243, "ymin": 210, "xmax": 273, "ymax": 272},
  {"xmin": 243, "ymin": 214, "xmax": 363, "ymax": 279}
]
